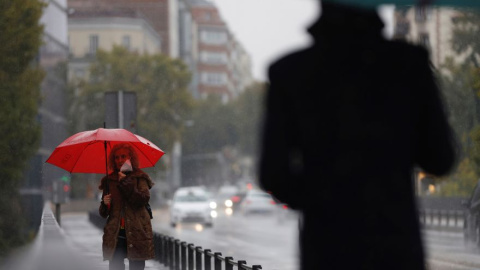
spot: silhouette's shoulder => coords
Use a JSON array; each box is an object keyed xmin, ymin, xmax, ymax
[
  {"xmin": 268, "ymin": 48, "xmax": 315, "ymax": 75},
  {"xmin": 385, "ymin": 39, "xmax": 430, "ymax": 61}
]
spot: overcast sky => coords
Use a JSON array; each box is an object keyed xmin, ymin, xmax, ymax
[{"xmin": 212, "ymin": 0, "xmax": 394, "ymax": 81}]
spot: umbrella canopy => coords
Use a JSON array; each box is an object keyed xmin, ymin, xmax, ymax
[
  {"xmin": 323, "ymin": 0, "xmax": 480, "ymax": 8},
  {"xmin": 46, "ymin": 128, "xmax": 164, "ymax": 174}
]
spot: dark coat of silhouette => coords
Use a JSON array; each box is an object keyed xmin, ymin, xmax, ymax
[{"xmin": 259, "ymin": 2, "xmax": 456, "ymax": 270}]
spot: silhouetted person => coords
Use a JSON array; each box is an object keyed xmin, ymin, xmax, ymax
[{"xmin": 259, "ymin": 2, "xmax": 456, "ymax": 270}]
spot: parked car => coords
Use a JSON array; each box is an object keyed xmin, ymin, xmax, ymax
[
  {"xmin": 239, "ymin": 189, "xmax": 278, "ymax": 215},
  {"xmin": 169, "ymin": 186, "xmax": 214, "ymax": 228}
]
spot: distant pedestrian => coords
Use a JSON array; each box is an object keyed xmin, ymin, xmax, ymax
[
  {"xmin": 99, "ymin": 143, "xmax": 155, "ymax": 270},
  {"xmin": 259, "ymin": 1, "xmax": 456, "ymax": 270}
]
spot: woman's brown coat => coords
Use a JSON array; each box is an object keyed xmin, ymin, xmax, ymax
[{"xmin": 99, "ymin": 169, "xmax": 155, "ymax": 261}]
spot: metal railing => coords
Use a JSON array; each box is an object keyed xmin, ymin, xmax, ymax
[
  {"xmin": 88, "ymin": 211, "xmax": 263, "ymax": 270},
  {"xmin": 418, "ymin": 209, "xmax": 465, "ymax": 229},
  {"xmin": 154, "ymin": 234, "xmax": 262, "ymax": 270}
]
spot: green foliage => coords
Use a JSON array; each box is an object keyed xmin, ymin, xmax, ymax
[
  {"xmin": 451, "ymin": 11, "xmax": 480, "ymax": 63},
  {"xmin": 182, "ymin": 82, "xmax": 265, "ymax": 157},
  {"xmin": 0, "ymin": 0, "xmax": 45, "ymax": 256},
  {"xmin": 438, "ymin": 158, "xmax": 477, "ymax": 197},
  {"xmin": 182, "ymin": 95, "xmax": 238, "ymax": 155},
  {"xmin": 469, "ymin": 126, "xmax": 480, "ymax": 176},
  {"xmin": 439, "ymin": 58, "xmax": 478, "ymax": 152},
  {"xmin": 68, "ymin": 46, "xmax": 194, "ymax": 153},
  {"xmin": 231, "ymin": 82, "xmax": 266, "ymax": 156},
  {"xmin": 433, "ymin": 9, "xmax": 480, "ymax": 197}
]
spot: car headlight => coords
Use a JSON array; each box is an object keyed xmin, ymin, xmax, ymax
[
  {"xmin": 209, "ymin": 201, "xmax": 217, "ymax": 209},
  {"xmin": 225, "ymin": 199, "xmax": 233, "ymax": 208}
]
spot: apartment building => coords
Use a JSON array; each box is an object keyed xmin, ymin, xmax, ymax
[
  {"xmin": 178, "ymin": 0, "xmax": 200, "ymax": 98},
  {"xmin": 393, "ymin": 6, "xmax": 463, "ymax": 67},
  {"xmin": 68, "ymin": 8, "xmax": 162, "ymax": 80},
  {"xmin": 187, "ymin": 0, "xmax": 253, "ymax": 102},
  {"xmin": 68, "ymin": 0, "xmax": 178, "ymax": 57}
]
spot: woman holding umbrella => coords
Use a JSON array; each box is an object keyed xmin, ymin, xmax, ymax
[{"xmin": 99, "ymin": 143, "xmax": 155, "ymax": 270}]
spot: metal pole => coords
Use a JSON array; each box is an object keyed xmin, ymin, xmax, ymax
[
  {"xmin": 181, "ymin": 242, "xmax": 187, "ymax": 270},
  {"xmin": 225, "ymin": 257, "xmax": 233, "ymax": 270},
  {"xmin": 238, "ymin": 260, "xmax": 247, "ymax": 270},
  {"xmin": 118, "ymin": 90, "xmax": 124, "ymax": 128},
  {"xmin": 214, "ymin": 252, "xmax": 222, "ymax": 270},
  {"xmin": 188, "ymin": 244, "xmax": 194, "ymax": 270},
  {"xmin": 204, "ymin": 249, "xmax": 211, "ymax": 270},
  {"xmin": 195, "ymin": 247, "xmax": 202, "ymax": 270},
  {"xmin": 55, "ymin": 203, "xmax": 61, "ymax": 226},
  {"xmin": 175, "ymin": 239, "xmax": 181, "ymax": 270},
  {"xmin": 104, "ymin": 122, "xmax": 109, "ymax": 194},
  {"xmin": 169, "ymin": 238, "xmax": 174, "ymax": 270},
  {"xmin": 162, "ymin": 236, "xmax": 168, "ymax": 265}
]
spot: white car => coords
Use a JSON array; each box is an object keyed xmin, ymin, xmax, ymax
[
  {"xmin": 239, "ymin": 190, "xmax": 278, "ymax": 215},
  {"xmin": 169, "ymin": 186, "xmax": 214, "ymax": 227}
]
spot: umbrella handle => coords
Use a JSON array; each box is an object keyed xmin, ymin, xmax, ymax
[
  {"xmin": 104, "ymin": 139, "xmax": 109, "ymax": 194},
  {"xmin": 105, "ymin": 179, "xmax": 110, "ymax": 195}
]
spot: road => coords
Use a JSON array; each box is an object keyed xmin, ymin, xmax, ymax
[
  {"xmin": 152, "ymin": 209, "xmax": 300, "ymax": 270},
  {"xmin": 58, "ymin": 208, "xmax": 480, "ymax": 270},
  {"xmin": 151, "ymin": 208, "xmax": 480, "ymax": 270}
]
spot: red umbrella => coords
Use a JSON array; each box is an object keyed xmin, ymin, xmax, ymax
[{"xmin": 46, "ymin": 128, "xmax": 164, "ymax": 174}]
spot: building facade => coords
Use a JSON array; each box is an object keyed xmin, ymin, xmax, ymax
[
  {"xmin": 68, "ymin": 0, "xmax": 178, "ymax": 58},
  {"xmin": 186, "ymin": 0, "xmax": 253, "ymax": 102},
  {"xmin": 68, "ymin": 8, "xmax": 162, "ymax": 81},
  {"xmin": 393, "ymin": 6, "xmax": 464, "ymax": 68},
  {"xmin": 178, "ymin": 0, "xmax": 200, "ymax": 98}
]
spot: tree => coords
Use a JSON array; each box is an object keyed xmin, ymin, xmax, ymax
[
  {"xmin": 180, "ymin": 83, "xmax": 265, "ymax": 186},
  {"xmin": 181, "ymin": 95, "xmax": 238, "ymax": 155},
  {"xmin": 68, "ymin": 46, "xmax": 194, "ymax": 154},
  {"xmin": 68, "ymin": 47, "xmax": 194, "ymax": 197},
  {"xmin": 182, "ymin": 83, "xmax": 266, "ymax": 156},
  {"xmin": 0, "ymin": 0, "xmax": 45, "ymax": 256},
  {"xmin": 232, "ymin": 82, "xmax": 266, "ymax": 157},
  {"xmin": 439, "ymin": 59, "xmax": 478, "ymax": 152},
  {"xmin": 435, "ymin": 9, "xmax": 480, "ymax": 196}
]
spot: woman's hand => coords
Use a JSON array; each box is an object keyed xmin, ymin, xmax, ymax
[
  {"xmin": 118, "ymin": 171, "xmax": 126, "ymax": 181},
  {"xmin": 103, "ymin": 194, "xmax": 112, "ymax": 206}
]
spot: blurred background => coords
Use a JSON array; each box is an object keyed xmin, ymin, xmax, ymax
[{"xmin": 4, "ymin": 0, "xmax": 480, "ymax": 269}]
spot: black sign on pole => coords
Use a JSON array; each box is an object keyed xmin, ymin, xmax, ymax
[
  {"xmin": 105, "ymin": 91, "xmax": 137, "ymax": 133},
  {"xmin": 105, "ymin": 92, "xmax": 118, "ymax": 129}
]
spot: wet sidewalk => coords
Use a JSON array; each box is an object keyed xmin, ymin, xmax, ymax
[
  {"xmin": 61, "ymin": 212, "xmax": 167, "ymax": 270},
  {"xmin": 1, "ymin": 203, "xmax": 167, "ymax": 270}
]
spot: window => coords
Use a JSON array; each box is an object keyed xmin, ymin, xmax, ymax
[
  {"xmin": 201, "ymin": 72, "xmax": 227, "ymax": 86},
  {"xmin": 122, "ymin": 35, "xmax": 130, "ymax": 49},
  {"xmin": 89, "ymin": 34, "xmax": 98, "ymax": 55},
  {"xmin": 201, "ymin": 30, "xmax": 227, "ymax": 45},
  {"xmin": 200, "ymin": 51, "xmax": 227, "ymax": 64}
]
